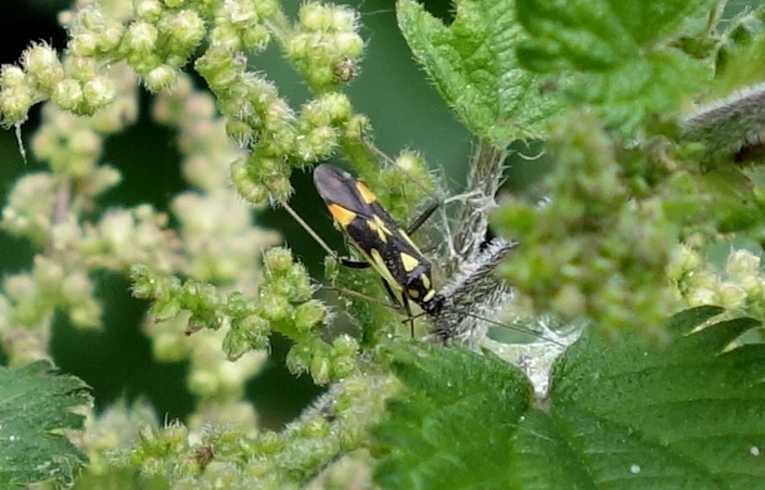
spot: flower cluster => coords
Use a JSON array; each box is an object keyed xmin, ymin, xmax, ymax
[
  {"xmin": 287, "ymin": 3, "xmax": 364, "ymax": 91},
  {"xmin": 132, "ymin": 246, "xmax": 360, "ymax": 386},
  {"xmin": 493, "ymin": 113, "xmax": 679, "ymax": 338},
  {"xmin": 670, "ymin": 245, "xmax": 765, "ymax": 321}
]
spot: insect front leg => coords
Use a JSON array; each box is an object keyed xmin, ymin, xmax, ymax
[{"xmin": 406, "ymin": 200, "xmax": 440, "ymax": 235}]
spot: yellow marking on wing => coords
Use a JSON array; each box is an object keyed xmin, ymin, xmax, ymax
[
  {"xmin": 423, "ymin": 290, "xmax": 436, "ymax": 302},
  {"xmin": 408, "ymin": 288, "xmax": 420, "ymax": 299},
  {"xmin": 329, "ymin": 203, "xmax": 356, "ymax": 227},
  {"xmin": 370, "ymin": 249, "xmax": 402, "ymax": 293},
  {"xmin": 400, "ymin": 253, "xmax": 419, "ymax": 272},
  {"xmin": 399, "ymin": 229, "xmax": 423, "ymax": 254},
  {"xmin": 421, "ymin": 274, "xmax": 430, "ymax": 289},
  {"xmin": 367, "ymin": 215, "xmax": 392, "ymax": 243},
  {"xmin": 356, "ymin": 182, "xmax": 377, "ymax": 204}
]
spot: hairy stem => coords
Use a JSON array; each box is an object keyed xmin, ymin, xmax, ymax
[{"xmin": 449, "ymin": 140, "xmax": 507, "ymax": 271}]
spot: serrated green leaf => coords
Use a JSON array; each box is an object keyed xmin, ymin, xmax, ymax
[
  {"xmin": 375, "ymin": 307, "xmax": 765, "ymax": 489},
  {"xmin": 0, "ymin": 361, "xmax": 91, "ymax": 488},
  {"xmin": 516, "ymin": 0, "xmax": 716, "ymax": 132},
  {"xmin": 396, "ymin": 0, "xmax": 565, "ymax": 145},
  {"xmin": 374, "ymin": 347, "xmax": 532, "ymax": 489}
]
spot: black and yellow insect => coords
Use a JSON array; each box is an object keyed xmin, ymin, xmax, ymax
[{"xmin": 313, "ymin": 164, "xmax": 445, "ymax": 325}]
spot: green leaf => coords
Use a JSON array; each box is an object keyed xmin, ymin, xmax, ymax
[
  {"xmin": 0, "ymin": 361, "xmax": 91, "ymax": 488},
  {"xmin": 396, "ymin": 0, "xmax": 565, "ymax": 145},
  {"xmin": 374, "ymin": 347, "xmax": 533, "ymax": 488},
  {"xmin": 516, "ymin": 0, "xmax": 715, "ymax": 132},
  {"xmin": 375, "ymin": 306, "xmax": 765, "ymax": 489}
]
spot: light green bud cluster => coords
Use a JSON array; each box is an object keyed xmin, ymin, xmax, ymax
[
  {"xmin": 1, "ymin": 172, "xmax": 58, "ymax": 244},
  {"xmin": 82, "ymin": 399, "xmax": 158, "ymax": 474},
  {"xmin": 79, "ymin": 205, "xmax": 180, "ymax": 273},
  {"xmin": 187, "ymin": 329, "xmax": 267, "ymax": 400},
  {"xmin": 208, "ymin": 0, "xmax": 278, "ymax": 53},
  {"xmin": 235, "ymin": 374, "xmax": 395, "ymax": 488},
  {"xmin": 172, "ymin": 192, "xmax": 278, "ymax": 283},
  {"xmin": 494, "ymin": 113, "xmax": 678, "ymax": 338},
  {"xmin": 376, "ymin": 149, "xmax": 435, "ymax": 221},
  {"xmin": 670, "ymin": 246, "xmax": 765, "ymax": 320},
  {"xmin": 132, "ymin": 245, "xmax": 361, "ymax": 386},
  {"xmin": 3, "ymin": 255, "xmax": 101, "ymax": 332},
  {"xmin": 285, "ymin": 334, "xmax": 359, "ymax": 385},
  {"xmin": 119, "ymin": 2, "xmax": 206, "ymax": 92},
  {"xmin": 288, "ymin": 2, "xmax": 364, "ymax": 91}
]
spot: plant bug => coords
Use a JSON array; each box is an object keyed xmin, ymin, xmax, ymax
[{"xmin": 312, "ymin": 164, "xmax": 444, "ymax": 334}]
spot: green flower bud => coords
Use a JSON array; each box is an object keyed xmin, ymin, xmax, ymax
[
  {"xmin": 209, "ymin": 25, "xmax": 242, "ymax": 52},
  {"xmin": 231, "ymin": 158, "xmax": 269, "ymax": 205},
  {"xmin": 1, "ymin": 65, "xmax": 26, "ymax": 87},
  {"xmin": 286, "ymin": 342, "xmax": 312, "ymax": 375},
  {"xmin": 294, "ymin": 300, "xmax": 327, "ymax": 332},
  {"xmin": 259, "ymin": 289, "xmax": 290, "ymax": 322},
  {"xmin": 98, "ymin": 22, "xmax": 126, "ymax": 52},
  {"xmin": 287, "ymin": 264, "xmax": 313, "ymax": 302},
  {"xmin": 310, "ymin": 355, "xmax": 331, "ymax": 385},
  {"xmin": 263, "ymin": 247, "xmax": 294, "ymax": 274},
  {"xmin": 331, "ymin": 355, "xmax": 355, "ymax": 379},
  {"xmin": 726, "ymin": 249, "xmax": 760, "ymax": 281},
  {"xmin": 70, "ymin": 33, "xmax": 98, "ymax": 56},
  {"xmin": 266, "ymin": 176, "xmax": 292, "ymax": 202},
  {"xmin": 299, "ymin": 3, "xmax": 332, "ymax": 31},
  {"xmin": 22, "ymin": 43, "xmax": 63, "ymax": 91},
  {"xmin": 297, "ymin": 125, "xmax": 338, "ymax": 162},
  {"xmin": 82, "ymin": 76, "xmax": 116, "ymax": 111},
  {"xmin": 331, "ymin": 334, "xmax": 358, "ymax": 357},
  {"xmin": 135, "ymin": 0, "xmax": 163, "ymax": 22},
  {"xmin": 64, "ymin": 56, "xmax": 97, "ymax": 82},
  {"xmin": 153, "ymin": 331, "xmax": 188, "ymax": 361},
  {"xmin": 126, "ymin": 21, "xmax": 159, "ymax": 53},
  {"xmin": 163, "ymin": 0, "xmax": 186, "ymax": 7},
  {"xmin": 0, "ymin": 86, "xmax": 34, "ymax": 126},
  {"xmin": 145, "ymin": 65, "xmax": 178, "ymax": 92},
  {"xmin": 243, "ymin": 24, "xmax": 270, "ymax": 52},
  {"xmin": 225, "ymin": 118, "xmax": 253, "ymax": 145},
  {"xmin": 149, "ymin": 297, "xmax": 181, "ymax": 321},
  {"xmin": 334, "ymin": 32, "xmax": 364, "ymax": 58},
  {"xmin": 186, "ymin": 369, "xmax": 220, "ymax": 398},
  {"xmin": 164, "ymin": 10, "xmax": 206, "ymax": 50},
  {"xmin": 718, "ymin": 282, "xmax": 746, "ymax": 309},
  {"xmin": 299, "ymin": 416, "xmax": 330, "ymax": 438}
]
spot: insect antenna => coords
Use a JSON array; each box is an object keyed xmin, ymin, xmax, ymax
[
  {"xmin": 458, "ymin": 310, "xmax": 565, "ymax": 347},
  {"xmin": 279, "ymin": 198, "xmax": 338, "ymax": 259}
]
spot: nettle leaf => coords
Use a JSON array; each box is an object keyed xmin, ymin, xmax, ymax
[
  {"xmin": 516, "ymin": 0, "xmax": 716, "ymax": 131},
  {"xmin": 396, "ymin": 0, "xmax": 565, "ymax": 145},
  {"xmin": 375, "ymin": 306, "xmax": 765, "ymax": 489},
  {"xmin": 0, "ymin": 361, "xmax": 91, "ymax": 488},
  {"xmin": 375, "ymin": 347, "xmax": 533, "ymax": 488}
]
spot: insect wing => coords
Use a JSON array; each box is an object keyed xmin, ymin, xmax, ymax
[{"xmin": 313, "ymin": 164, "xmax": 376, "ymax": 219}]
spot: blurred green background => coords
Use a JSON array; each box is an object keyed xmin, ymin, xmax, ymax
[{"xmin": 1, "ymin": 0, "xmax": 763, "ymax": 428}]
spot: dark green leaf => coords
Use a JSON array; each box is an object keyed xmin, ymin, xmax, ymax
[
  {"xmin": 0, "ymin": 361, "xmax": 91, "ymax": 488},
  {"xmin": 396, "ymin": 0, "xmax": 565, "ymax": 145},
  {"xmin": 376, "ymin": 307, "xmax": 765, "ymax": 489}
]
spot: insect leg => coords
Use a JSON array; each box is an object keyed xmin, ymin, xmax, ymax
[
  {"xmin": 406, "ymin": 200, "xmax": 439, "ymax": 235},
  {"xmin": 322, "ymin": 285, "xmax": 401, "ymax": 311},
  {"xmin": 339, "ymin": 257, "xmax": 371, "ymax": 268},
  {"xmin": 403, "ymin": 295, "xmax": 415, "ymax": 338}
]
